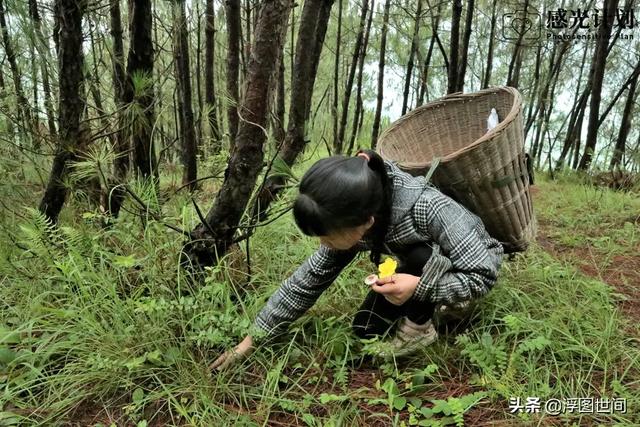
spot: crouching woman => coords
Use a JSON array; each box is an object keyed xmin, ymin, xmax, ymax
[{"xmin": 211, "ymin": 149, "xmax": 504, "ymax": 369}]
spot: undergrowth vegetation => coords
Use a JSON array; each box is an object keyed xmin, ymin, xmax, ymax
[{"xmin": 1, "ymin": 159, "xmax": 639, "ymax": 426}]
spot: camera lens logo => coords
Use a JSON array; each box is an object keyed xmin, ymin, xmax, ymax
[{"xmin": 502, "ymin": 11, "xmax": 542, "ymax": 41}]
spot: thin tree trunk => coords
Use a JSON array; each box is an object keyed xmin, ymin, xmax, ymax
[
  {"xmin": 447, "ymin": 0, "xmax": 461, "ymax": 94},
  {"xmin": 30, "ymin": 45, "xmax": 39, "ymax": 126},
  {"xmin": 29, "ymin": 0, "xmax": 57, "ymax": 139},
  {"xmin": 38, "ymin": 0, "xmax": 84, "ymax": 222},
  {"xmin": 455, "ymin": 0, "xmax": 473, "ymax": 92},
  {"xmin": 124, "ymin": 0, "xmax": 157, "ymax": 179},
  {"xmin": 107, "ymin": 0, "xmax": 128, "ymax": 217},
  {"xmin": 371, "ymin": 0, "xmax": 391, "ymax": 147},
  {"xmin": 173, "ymin": 0, "xmax": 198, "ymax": 190},
  {"xmin": 417, "ymin": 2, "xmax": 441, "ymax": 105},
  {"xmin": 571, "ymin": 106, "xmax": 586, "ymax": 170},
  {"xmin": 335, "ymin": 0, "xmax": 368, "ymax": 154},
  {"xmin": 0, "ymin": 0, "xmax": 34, "ymax": 136},
  {"xmin": 534, "ymin": 64, "xmax": 561, "ymax": 169},
  {"xmin": 555, "ymin": 44, "xmax": 589, "ymax": 170},
  {"xmin": 88, "ymin": 19, "xmax": 113, "ymax": 147},
  {"xmin": 347, "ymin": 0, "xmax": 373, "ymax": 154},
  {"xmin": 244, "ymin": 0, "xmax": 251, "ymax": 78},
  {"xmin": 332, "ymin": 0, "xmax": 342, "ymax": 154},
  {"xmin": 598, "ymin": 58, "xmax": 640, "ymax": 128},
  {"xmin": 226, "ymin": 0, "xmax": 241, "ymax": 148},
  {"xmin": 186, "ymin": 0, "xmax": 293, "ymax": 268},
  {"xmin": 402, "ymin": 0, "xmax": 422, "ymax": 115},
  {"xmin": 307, "ymin": 0, "xmax": 332, "ymax": 119},
  {"xmin": 609, "ymin": 69, "xmax": 638, "ymax": 170},
  {"xmin": 506, "ymin": 0, "xmax": 529, "ymax": 88},
  {"xmin": 271, "ymin": 52, "xmax": 286, "ymax": 143},
  {"xmin": 195, "ymin": 1, "xmax": 204, "ymax": 157},
  {"xmin": 578, "ymin": 0, "xmax": 619, "ymax": 170},
  {"xmin": 525, "ymin": 41, "xmax": 543, "ymax": 135},
  {"xmin": 482, "ymin": 0, "xmax": 497, "ymax": 89},
  {"xmin": 251, "ymin": 0, "xmax": 334, "ymax": 223},
  {"xmin": 205, "ymin": 0, "xmax": 221, "ymax": 149},
  {"xmin": 527, "ymin": 42, "xmax": 569, "ymax": 138},
  {"xmin": 0, "ymin": 57, "xmax": 5, "ymax": 91}
]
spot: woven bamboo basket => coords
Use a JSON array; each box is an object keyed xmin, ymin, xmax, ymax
[{"xmin": 377, "ymin": 86, "xmax": 536, "ymax": 253}]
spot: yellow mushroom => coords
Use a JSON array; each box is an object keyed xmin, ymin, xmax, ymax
[{"xmin": 378, "ymin": 257, "xmax": 397, "ymax": 279}]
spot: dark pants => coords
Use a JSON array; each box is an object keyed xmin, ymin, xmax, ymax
[{"xmin": 352, "ymin": 243, "xmax": 438, "ymax": 339}]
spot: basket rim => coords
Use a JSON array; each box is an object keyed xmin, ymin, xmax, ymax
[{"xmin": 377, "ymin": 85, "xmax": 523, "ymax": 170}]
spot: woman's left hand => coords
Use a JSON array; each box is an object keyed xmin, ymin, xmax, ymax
[{"xmin": 371, "ymin": 273, "xmax": 420, "ymax": 305}]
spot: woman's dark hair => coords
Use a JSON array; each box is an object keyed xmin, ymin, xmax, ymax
[{"xmin": 293, "ymin": 149, "xmax": 393, "ymax": 266}]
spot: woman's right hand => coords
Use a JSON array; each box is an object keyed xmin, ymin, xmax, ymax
[{"xmin": 209, "ymin": 335, "xmax": 254, "ymax": 371}]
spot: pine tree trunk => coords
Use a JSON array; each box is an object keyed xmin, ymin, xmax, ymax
[
  {"xmin": 417, "ymin": 2, "xmax": 440, "ymax": 105},
  {"xmin": 226, "ymin": 0, "xmax": 241, "ymax": 148},
  {"xmin": 195, "ymin": 1, "xmax": 203, "ymax": 157},
  {"xmin": 271, "ymin": 52, "xmax": 286, "ymax": 143},
  {"xmin": 0, "ymin": 58, "xmax": 5, "ymax": 90},
  {"xmin": 401, "ymin": 0, "xmax": 422, "ymax": 115},
  {"xmin": 250, "ymin": 0, "xmax": 334, "ymax": 223},
  {"xmin": 186, "ymin": 0, "xmax": 293, "ymax": 269},
  {"xmin": 447, "ymin": 0, "xmax": 462, "ymax": 94},
  {"xmin": 456, "ymin": 0, "xmax": 474, "ymax": 92},
  {"xmin": 371, "ymin": 0, "xmax": 391, "ymax": 147},
  {"xmin": 525, "ymin": 42, "xmax": 545, "ymax": 136},
  {"xmin": 38, "ymin": 0, "xmax": 84, "ymax": 223},
  {"xmin": 347, "ymin": 0, "xmax": 373, "ymax": 154},
  {"xmin": 107, "ymin": 0, "xmax": 128, "ymax": 217},
  {"xmin": 335, "ymin": 0, "xmax": 368, "ymax": 154},
  {"xmin": 506, "ymin": 0, "xmax": 530, "ymax": 88},
  {"xmin": 205, "ymin": 0, "xmax": 221, "ymax": 149},
  {"xmin": 173, "ymin": 0, "xmax": 198, "ymax": 190},
  {"xmin": 578, "ymin": 0, "xmax": 619, "ymax": 170},
  {"xmin": 332, "ymin": 0, "xmax": 342, "ymax": 154},
  {"xmin": 88, "ymin": 20, "xmax": 113, "ymax": 147},
  {"xmin": 609, "ymin": 69, "xmax": 638, "ymax": 170},
  {"xmin": 555, "ymin": 45, "xmax": 589, "ymax": 171},
  {"xmin": 124, "ymin": 0, "xmax": 157, "ymax": 179},
  {"xmin": 482, "ymin": 0, "xmax": 497, "ymax": 89},
  {"xmin": 598, "ymin": 58, "xmax": 640, "ymax": 128},
  {"xmin": 0, "ymin": 0, "xmax": 34, "ymax": 137},
  {"xmin": 29, "ymin": 0, "xmax": 57, "ymax": 140}
]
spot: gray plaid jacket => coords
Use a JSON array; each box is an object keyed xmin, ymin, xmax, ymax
[{"xmin": 253, "ymin": 160, "xmax": 504, "ymax": 339}]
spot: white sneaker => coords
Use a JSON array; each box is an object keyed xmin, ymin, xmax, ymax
[{"xmin": 374, "ymin": 317, "xmax": 438, "ymax": 359}]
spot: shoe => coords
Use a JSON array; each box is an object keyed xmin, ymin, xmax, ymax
[
  {"xmin": 433, "ymin": 300, "xmax": 476, "ymax": 332},
  {"xmin": 373, "ymin": 317, "xmax": 438, "ymax": 359}
]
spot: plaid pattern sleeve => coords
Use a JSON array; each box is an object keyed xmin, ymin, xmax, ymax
[
  {"xmin": 253, "ymin": 244, "xmax": 358, "ymax": 339},
  {"xmin": 411, "ymin": 188, "xmax": 504, "ymax": 304}
]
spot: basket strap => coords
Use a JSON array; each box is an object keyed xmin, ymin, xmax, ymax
[{"xmin": 424, "ymin": 157, "xmax": 441, "ymax": 183}]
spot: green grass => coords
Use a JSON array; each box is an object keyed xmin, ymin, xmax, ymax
[{"xmin": 1, "ymin": 159, "xmax": 639, "ymax": 426}]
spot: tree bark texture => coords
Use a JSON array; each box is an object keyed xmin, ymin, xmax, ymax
[
  {"xmin": 250, "ymin": 0, "xmax": 334, "ymax": 223},
  {"xmin": 124, "ymin": 0, "xmax": 157, "ymax": 179},
  {"xmin": 205, "ymin": 0, "xmax": 221, "ymax": 148},
  {"xmin": 186, "ymin": 0, "xmax": 293, "ymax": 268},
  {"xmin": 401, "ymin": 0, "xmax": 421, "ymax": 115},
  {"xmin": 371, "ymin": 0, "xmax": 391, "ymax": 147},
  {"xmin": 173, "ymin": 0, "xmax": 198, "ymax": 190},
  {"xmin": 38, "ymin": 0, "xmax": 84, "ymax": 222},
  {"xmin": 226, "ymin": 0, "xmax": 241, "ymax": 148},
  {"xmin": 335, "ymin": 0, "xmax": 368, "ymax": 154},
  {"xmin": 578, "ymin": 0, "xmax": 619, "ymax": 170}
]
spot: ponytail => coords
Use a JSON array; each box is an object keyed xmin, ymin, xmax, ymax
[{"xmin": 355, "ymin": 149, "xmax": 393, "ymax": 266}]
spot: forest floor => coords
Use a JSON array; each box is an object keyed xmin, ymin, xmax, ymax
[{"xmin": 1, "ymin": 163, "xmax": 640, "ymax": 427}]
